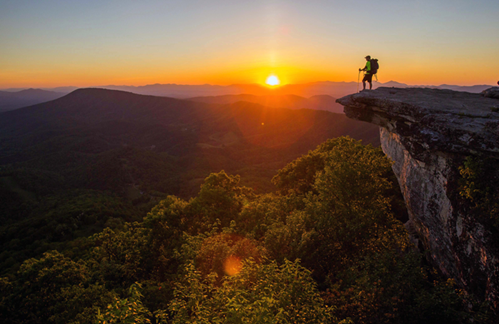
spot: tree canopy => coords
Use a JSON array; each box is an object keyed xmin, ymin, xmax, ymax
[{"xmin": 0, "ymin": 137, "xmax": 489, "ymax": 323}]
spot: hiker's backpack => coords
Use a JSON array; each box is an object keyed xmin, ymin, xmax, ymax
[{"xmin": 370, "ymin": 59, "xmax": 379, "ymax": 74}]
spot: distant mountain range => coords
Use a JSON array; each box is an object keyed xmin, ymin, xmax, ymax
[
  {"xmin": 87, "ymin": 81, "xmax": 496, "ymax": 98},
  {"xmin": 0, "ymin": 88, "xmax": 65, "ymax": 112},
  {"xmin": 1, "ymin": 81, "xmax": 494, "ymax": 112},
  {"xmin": 378, "ymin": 81, "xmax": 493, "ymax": 93}
]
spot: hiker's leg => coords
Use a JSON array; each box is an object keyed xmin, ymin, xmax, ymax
[{"xmin": 366, "ymin": 74, "xmax": 373, "ymax": 90}]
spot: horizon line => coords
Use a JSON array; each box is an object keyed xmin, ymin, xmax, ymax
[{"xmin": 2, "ymin": 80, "xmax": 496, "ymax": 92}]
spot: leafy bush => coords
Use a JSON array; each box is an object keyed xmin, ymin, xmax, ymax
[{"xmin": 168, "ymin": 259, "xmax": 333, "ymax": 324}]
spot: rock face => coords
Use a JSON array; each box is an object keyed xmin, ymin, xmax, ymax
[
  {"xmin": 482, "ymin": 86, "xmax": 499, "ymax": 99},
  {"xmin": 337, "ymin": 87, "xmax": 499, "ymax": 312}
]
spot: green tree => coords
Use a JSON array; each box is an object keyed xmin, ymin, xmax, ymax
[
  {"xmin": 91, "ymin": 223, "xmax": 151, "ymax": 287},
  {"xmin": 236, "ymin": 193, "xmax": 303, "ymax": 240},
  {"xmin": 188, "ymin": 171, "xmax": 254, "ymax": 231},
  {"xmin": 304, "ymin": 137, "xmax": 407, "ymax": 276},
  {"xmin": 272, "ymin": 138, "xmax": 342, "ymax": 195},
  {"xmin": 168, "ymin": 259, "xmax": 333, "ymax": 324},
  {"xmin": 323, "ymin": 250, "xmax": 477, "ymax": 324},
  {"xmin": 181, "ymin": 222, "xmax": 265, "ymax": 281},
  {"xmin": 96, "ymin": 283, "xmax": 152, "ymax": 324},
  {"xmin": 266, "ymin": 137, "xmax": 408, "ymax": 281},
  {"xmin": 0, "ymin": 251, "xmax": 112, "ymax": 324},
  {"xmin": 459, "ymin": 156, "xmax": 499, "ymax": 230}
]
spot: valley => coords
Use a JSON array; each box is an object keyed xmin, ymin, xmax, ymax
[{"xmin": 0, "ymin": 88, "xmax": 379, "ymax": 275}]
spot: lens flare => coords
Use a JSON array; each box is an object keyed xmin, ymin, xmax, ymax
[{"xmin": 223, "ymin": 256, "xmax": 243, "ymax": 276}]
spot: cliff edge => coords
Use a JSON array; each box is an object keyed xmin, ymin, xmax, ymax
[{"xmin": 337, "ymin": 87, "xmax": 499, "ymax": 312}]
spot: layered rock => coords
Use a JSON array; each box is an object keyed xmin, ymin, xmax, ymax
[{"xmin": 337, "ymin": 87, "xmax": 499, "ymax": 312}]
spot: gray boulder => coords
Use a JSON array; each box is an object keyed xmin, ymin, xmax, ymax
[{"xmin": 481, "ymin": 86, "xmax": 499, "ymax": 99}]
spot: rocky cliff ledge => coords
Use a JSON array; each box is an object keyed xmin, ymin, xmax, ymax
[{"xmin": 337, "ymin": 87, "xmax": 499, "ymax": 312}]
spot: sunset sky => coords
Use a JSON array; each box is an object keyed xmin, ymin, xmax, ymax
[{"xmin": 1, "ymin": 0, "xmax": 498, "ymax": 88}]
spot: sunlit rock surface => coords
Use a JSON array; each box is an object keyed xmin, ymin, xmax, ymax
[{"xmin": 338, "ymin": 87, "xmax": 499, "ymax": 312}]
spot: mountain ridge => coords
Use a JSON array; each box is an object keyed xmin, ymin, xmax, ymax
[
  {"xmin": 1, "ymin": 87, "xmax": 380, "ymax": 165},
  {"xmin": 0, "ymin": 88, "xmax": 65, "ymax": 112},
  {"xmin": 2, "ymin": 82, "xmax": 494, "ymax": 113}
]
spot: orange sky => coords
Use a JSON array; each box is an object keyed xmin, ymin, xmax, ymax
[{"xmin": 1, "ymin": 1, "xmax": 498, "ymax": 89}]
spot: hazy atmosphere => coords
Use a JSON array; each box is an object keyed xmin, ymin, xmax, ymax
[{"xmin": 1, "ymin": 0, "xmax": 498, "ymax": 88}]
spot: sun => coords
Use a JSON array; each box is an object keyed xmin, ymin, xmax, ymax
[{"xmin": 265, "ymin": 75, "xmax": 280, "ymax": 86}]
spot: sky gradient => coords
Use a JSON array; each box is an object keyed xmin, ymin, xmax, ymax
[{"xmin": 1, "ymin": 0, "xmax": 498, "ymax": 88}]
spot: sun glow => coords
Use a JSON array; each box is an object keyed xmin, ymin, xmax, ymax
[{"xmin": 265, "ymin": 75, "xmax": 280, "ymax": 86}]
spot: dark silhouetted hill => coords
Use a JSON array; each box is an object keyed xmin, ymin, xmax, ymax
[
  {"xmin": 188, "ymin": 94, "xmax": 344, "ymax": 114},
  {"xmin": 0, "ymin": 88, "xmax": 65, "ymax": 112}
]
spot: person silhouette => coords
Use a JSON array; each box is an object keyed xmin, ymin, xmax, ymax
[{"xmin": 359, "ymin": 55, "xmax": 373, "ymax": 90}]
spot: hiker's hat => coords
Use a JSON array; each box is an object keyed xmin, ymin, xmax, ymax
[{"xmin": 365, "ymin": 55, "xmax": 371, "ymax": 59}]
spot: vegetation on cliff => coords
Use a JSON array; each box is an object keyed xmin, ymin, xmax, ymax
[{"xmin": 459, "ymin": 156, "xmax": 499, "ymax": 231}]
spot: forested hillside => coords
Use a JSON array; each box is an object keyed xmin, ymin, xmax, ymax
[
  {"xmin": 0, "ymin": 137, "xmax": 488, "ymax": 323},
  {"xmin": 0, "ymin": 88, "xmax": 379, "ymax": 276}
]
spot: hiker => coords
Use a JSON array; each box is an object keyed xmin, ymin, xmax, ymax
[{"xmin": 359, "ymin": 55, "xmax": 373, "ymax": 90}]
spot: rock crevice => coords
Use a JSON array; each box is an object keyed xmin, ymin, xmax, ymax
[{"xmin": 338, "ymin": 87, "xmax": 499, "ymax": 312}]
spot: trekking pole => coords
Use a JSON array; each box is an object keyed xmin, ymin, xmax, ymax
[{"xmin": 357, "ymin": 70, "xmax": 361, "ymax": 93}]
